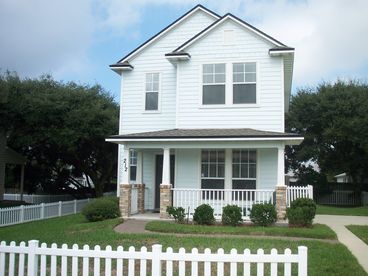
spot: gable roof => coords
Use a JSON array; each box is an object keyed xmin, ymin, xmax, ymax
[
  {"xmin": 111, "ymin": 5, "xmax": 220, "ymax": 67},
  {"xmin": 173, "ymin": 13, "xmax": 289, "ymax": 53}
]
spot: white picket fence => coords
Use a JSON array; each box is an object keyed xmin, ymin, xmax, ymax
[
  {"xmin": 286, "ymin": 185, "xmax": 314, "ymax": 207},
  {"xmin": 172, "ymin": 188, "xmax": 274, "ymax": 219},
  {"xmin": 0, "ymin": 240, "xmax": 308, "ymax": 276},
  {"xmin": 0, "ymin": 199, "xmax": 90, "ymax": 227},
  {"xmin": 3, "ymin": 193, "xmax": 74, "ymax": 204}
]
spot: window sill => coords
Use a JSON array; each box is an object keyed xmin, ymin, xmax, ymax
[
  {"xmin": 199, "ymin": 104, "xmax": 260, "ymax": 109},
  {"xmin": 142, "ymin": 110, "xmax": 161, "ymax": 114}
]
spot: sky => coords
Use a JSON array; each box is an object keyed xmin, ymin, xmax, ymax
[{"xmin": 1, "ymin": 0, "xmax": 368, "ymax": 102}]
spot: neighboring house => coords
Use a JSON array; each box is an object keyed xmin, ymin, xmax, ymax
[
  {"xmin": 334, "ymin": 173, "xmax": 352, "ymax": 183},
  {"xmin": 106, "ymin": 5, "xmax": 303, "ymax": 219}
]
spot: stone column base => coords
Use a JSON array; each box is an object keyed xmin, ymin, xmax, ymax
[
  {"xmin": 160, "ymin": 184, "xmax": 172, "ymax": 219},
  {"xmin": 119, "ymin": 184, "xmax": 131, "ymax": 218},
  {"xmin": 276, "ymin": 185, "xmax": 287, "ymax": 221},
  {"xmin": 135, "ymin": 184, "xmax": 145, "ymax": 213}
]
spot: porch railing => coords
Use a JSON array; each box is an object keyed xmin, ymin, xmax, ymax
[{"xmin": 172, "ymin": 188, "xmax": 275, "ymax": 219}]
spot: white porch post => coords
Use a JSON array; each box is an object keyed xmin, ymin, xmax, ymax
[
  {"xmin": 121, "ymin": 147, "xmax": 130, "ymax": 185},
  {"xmin": 160, "ymin": 147, "xmax": 172, "ymax": 218},
  {"xmin": 276, "ymin": 144, "xmax": 287, "ymax": 220}
]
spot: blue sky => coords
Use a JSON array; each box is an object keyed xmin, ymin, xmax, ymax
[{"xmin": 1, "ymin": 0, "xmax": 368, "ymax": 102}]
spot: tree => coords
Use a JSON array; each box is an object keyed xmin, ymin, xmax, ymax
[
  {"xmin": 0, "ymin": 72, "xmax": 119, "ymax": 197},
  {"xmin": 286, "ymin": 80, "xmax": 368, "ymax": 186}
]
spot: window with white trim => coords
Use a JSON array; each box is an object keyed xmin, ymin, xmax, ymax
[
  {"xmin": 129, "ymin": 149, "xmax": 137, "ymax": 181},
  {"xmin": 145, "ymin": 73, "xmax": 159, "ymax": 110},
  {"xmin": 201, "ymin": 150, "xmax": 225, "ymax": 189},
  {"xmin": 233, "ymin": 63, "xmax": 256, "ymax": 104},
  {"xmin": 202, "ymin": 64, "xmax": 226, "ymax": 105},
  {"xmin": 232, "ymin": 149, "xmax": 256, "ymax": 189}
]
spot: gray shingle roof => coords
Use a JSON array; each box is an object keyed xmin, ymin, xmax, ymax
[{"xmin": 108, "ymin": 128, "xmax": 302, "ymax": 139}]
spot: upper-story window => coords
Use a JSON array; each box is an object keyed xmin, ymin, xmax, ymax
[
  {"xmin": 233, "ymin": 62, "xmax": 256, "ymax": 104},
  {"xmin": 202, "ymin": 64, "xmax": 226, "ymax": 105},
  {"xmin": 145, "ymin": 73, "xmax": 159, "ymax": 110}
]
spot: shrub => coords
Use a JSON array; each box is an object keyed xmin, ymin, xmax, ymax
[
  {"xmin": 222, "ymin": 205, "xmax": 243, "ymax": 226},
  {"xmin": 82, "ymin": 197, "xmax": 120, "ymax": 222},
  {"xmin": 167, "ymin": 206, "xmax": 186, "ymax": 223},
  {"xmin": 286, "ymin": 198, "xmax": 316, "ymax": 227},
  {"xmin": 250, "ymin": 203, "xmax": 277, "ymax": 226},
  {"xmin": 193, "ymin": 204, "xmax": 215, "ymax": 225}
]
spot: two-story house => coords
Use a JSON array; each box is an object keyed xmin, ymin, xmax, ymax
[{"xmin": 106, "ymin": 5, "xmax": 303, "ymax": 220}]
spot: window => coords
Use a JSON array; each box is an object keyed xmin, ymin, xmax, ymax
[
  {"xmin": 201, "ymin": 150, "xmax": 225, "ymax": 189},
  {"xmin": 232, "ymin": 149, "xmax": 256, "ymax": 189},
  {"xmin": 129, "ymin": 149, "xmax": 137, "ymax": 181},
  {"xmin": 145, "ymin": 73, "xmax": 159, "ymax": 110},
  {"xmin": 202, "ymin": 64, "xmax": 226, "ymax": 105},
  {"xmin": 233, "ymin": 63, "xmax": 256, "ymax": 104}
]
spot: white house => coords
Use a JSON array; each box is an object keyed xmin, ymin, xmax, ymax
[{"xmin": 106, "ymin": 5, "xmax": 304, "ymax": 219}]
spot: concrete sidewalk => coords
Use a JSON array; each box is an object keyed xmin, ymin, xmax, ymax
[{"xmin": 315, "ymin": 215, "xmax": 368, "ymax": 273}]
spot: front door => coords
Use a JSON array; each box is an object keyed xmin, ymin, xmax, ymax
[{"xmin": 155, "ymin": 155, "xmax": 175, "ymax": 210}]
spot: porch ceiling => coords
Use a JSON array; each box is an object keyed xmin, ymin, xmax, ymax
[{"xmin": 106, "ymin": 128, "xmax": 303, "ymax": 148}]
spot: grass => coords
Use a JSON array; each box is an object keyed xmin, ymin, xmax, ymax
[
  {"xmin": 346, "ymin": 225, "xmax": 368, "ymax": 245},
  {"xmin": 145, "ymin": 221, "xmax": 337, "ymax": 240},
  {"xmin": 317, "ymin": 205, "xmax": 368, "ymax": 216},
  {"xmin": 0, "ymin": 214, "xmax": 366, "ymax": 275}
]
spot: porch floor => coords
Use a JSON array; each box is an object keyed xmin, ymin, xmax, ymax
[{"xmin": 128, "ymin": 212, "xmax": 163, "ymax": 221}]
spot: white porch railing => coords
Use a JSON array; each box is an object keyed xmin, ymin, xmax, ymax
[
  {"xmin": 286, "ymin": 185, "xmax": 313, "ymax": 207},
  {"xmin": 0, "ymin": 199, "xmax": 90, "ymax": 227},
  {"xmin": 130, "ymin": 186, "xmax": 139, "ymax": 215},
  {"xmin": 0, "ymin": 240, "xmax": 308, "ymax": 276},
  {"xmin": 172, "ymin": 188, "xmax": 275, "ymax": 219}
]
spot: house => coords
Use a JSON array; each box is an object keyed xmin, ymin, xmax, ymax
[
  {"xmin": 334, "ymin": 173, "xmax": 352, "ymax": 183},
  {"xmin": 106, "ymin": 5, "xmax": 304, "ymax": 220}
]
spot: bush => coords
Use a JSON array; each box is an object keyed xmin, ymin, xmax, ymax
[
  {"xmin": 193, "ymin": 204, "xmax": 215, "ymax": 225},
  {"xmin": 222, "ymin": 205, "xmax": 243, "ymax": 226},
  {"xmin": 286, "ymin": 198, "xmax": 316, "ymax": 227},
  {"xmin": 82, "ymin": 197, "xmax": 120, "ymax": 222},
  {"xmin": 167, "ymin": 206, "xmax": 186, "ymax": 223},
  {"xmin": 250, "ymin": 203, "xmax": 277, "ymax": 226}
]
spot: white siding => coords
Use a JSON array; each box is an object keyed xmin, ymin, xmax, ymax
[
  {"xmin": 119, "ymin": 10, "xmax": 216, "ymax": 134},
  {"xmin": 175, "ymin": 149, "xmax": 200, "ymax": 189},
  {"xmin": 177, "ymin": 19, "xmax": 284, "ymax": 132},
  {"xmin": 258, "ymin": 148, "xmax": 278, "ymax": 189}
]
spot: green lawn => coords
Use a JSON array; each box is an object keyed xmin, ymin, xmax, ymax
[
  {"xmin": 146, "ymin": 221, "xmax": 337, "ymax": 240},
  {"xmin": 346, "ymin": 225, "xmax": 368, "ymax": 245},
  {"xmin": 0, "ymin": 214, "xmax": 366, "ymax": 275},
  {"xmin": 317, "ymin": 205, "xmax": 368, "ymax": 216}
]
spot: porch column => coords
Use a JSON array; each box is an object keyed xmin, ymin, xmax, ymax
[
  {"xmin": 136, "ymin": 151, "xmax": 145, "ymax": 213},
  {"xmin": 160, "ymin": 147, "xmax": 172, "ymax": 218},
  {"xmin": 276, "ymin": 145, "xmax": 287, "ymax": 220},
  {"xmin": 119, "ymin": 147, "xmax": 131, "ymax": 217}
]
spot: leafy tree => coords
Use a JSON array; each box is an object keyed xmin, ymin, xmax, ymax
[
  {"xmin": 286, "ymin": 80, "xmax": 368, "ymax": 187},
  {"xmin": 0, "ymin": 72, "xmax": 119, "ymax": 197}
]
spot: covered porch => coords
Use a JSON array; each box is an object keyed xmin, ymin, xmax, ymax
[{"xmin": 106, "ymin": 128, "xmax": 304, "ymax": 220}]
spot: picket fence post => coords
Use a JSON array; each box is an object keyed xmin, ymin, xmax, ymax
[
  {"xmin": 20, "ymin": 205, "xmax": 25, "ymax": 223},
  {"xmin": 298, "ymin": 246, "xmax": 308, "ymax": 276},
  {"xmin": 151, "ymin": 244, "xmax": 162, "ymax": 276},
  {"xmin": 27, "ymin": 240, "xmax": 39, "ymax": 276},
  {"xmin": 40, "ymin": 203, "xmax": 45, "ymax": 219},
  {"xmin": 74, "ymin": 200, "xmax": 77, "ymax": 214},
  {"xmin": 58, "ymin": 201, "xmax": 62, "ymax": 216}
]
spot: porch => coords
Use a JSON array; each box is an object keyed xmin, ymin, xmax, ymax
[{"xmin": 106, "ymin": 128, "xmax": 304, "ymax": 220}]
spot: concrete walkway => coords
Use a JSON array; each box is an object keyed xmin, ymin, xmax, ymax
[{"xmin": 315, "ymin": 215, "xmax": 368, "ymax": 273}]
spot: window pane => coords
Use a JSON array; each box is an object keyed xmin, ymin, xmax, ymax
[
  {"xmin": 233, "ymin": 73, "xmax": 244, "ymax": 83},
  {"xmin": 244, "ymin": 62, "xmax": 256, "ymax": 72},
  {"xmin": 201, "ymin": 164, "xmax": 208, "ymax": 177},
  {"xmin": 233, "ymin": 63, "xmax": 244, "ymax": 73},
  {"xmin": 203, "ymin": 85, "xmax": 225, "ymax": 104},
  {"xmin": 214, "ymin": 73, "xmax": 225, "ymax": 83},
  {"xmin": 203, "ymin": 64, "xmax": 213, "ymax": 74},
  {"xmin": 201, "ymin": 179, "xmax": 224, "ymax": 189},
  {"xmin": 249, "ymin": 150, "xmax": 256, "ymax": 163},
  {"xmin": 233, "ymin": 84, "xmax": 256, "ymax": 104},
  {"xmin": 152, "ymin": 73, "xmax": 159, "ymax": 82},
  {"xmin": 215, "ymin": 64, "xmax": 225, "ymax": 73},
  {"xmin": 217, "ymin": 150, "xmax": 225, "ymax": 162},
  {"xmin": 203, "ymin": 74, "xmax": 213, "ymax": 84},
  {"xmin": 218, "ymin": 164, "xmax": 225, "ymax": 177},
  {"xmin": 146, "ymin": 73, "xmax": 152, "ymax": 82},
  {"xmin": 233, "ymin": 150, "xmax": 240, "ymax": 163},
  {"xmin": 240, "ymin": 164, "xmax": 248, "ymax": 178},
  {"xmin": 232, "ymin": 164, "xmax": 240, "ymax": 178},
  {"xmin": 209, "ymin": 164, "xmax": 217, "ymax": 177},
  {"xmin": 209, "ymin": 151, "xmax": 217, "ymax": 162},
  {"xmin": 152, "ymin": 81, "xmax": 159, "ymax": 91},
  {"xmin": 145, "ymin": 82, "xmax": 152, "ymax": 91},
  {"xmin": 130, "ymin": 166, "xmax": 137, "ymax": 181},
  {"xmin": 240, "ymin": 150, "xmax": 248, "ymax": 163},
  {"xmin": 249, "ymin": 164, "xmax": 256, "ymax": 178},
  {"xmin": 201, "ymin": 150, "xmax": 209, "ymax": 162},
  {"xmin": 244, "ymin": 72, "xmax": 256, "ymax": 82},
  {"xmin": 232, "ymin": 180, "xmax": 256, "ymax": 189},
  {"xmin": 145, "ymin": 92, "xmax": 158, "ymax": 110}
]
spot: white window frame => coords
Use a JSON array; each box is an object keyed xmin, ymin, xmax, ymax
[
  {"xmin": 199, "ymin": 61, "xmax": 260, "ymax": 108},
  {"xmin": 200, "ymin": 149, "xmax": 225, "ymax": 188},
  {"xmin": 232, "ymin": 149, "xmax": 257, "ymax": 189},
  {"xmin": 232, "ymin": 62, "xmax": 257, "ymax": 104},
  {"xmin": 143, "ymin": 72, "xmax": 161, "ymax": 113},
  {"xmin": 201, "ymin": 63, "xmax": 226, "ymax": 106}
]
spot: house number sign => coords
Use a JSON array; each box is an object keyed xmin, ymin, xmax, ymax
[{"xmin": 123, "ymin": 158, "xmax": 128, "ymax": 172}]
